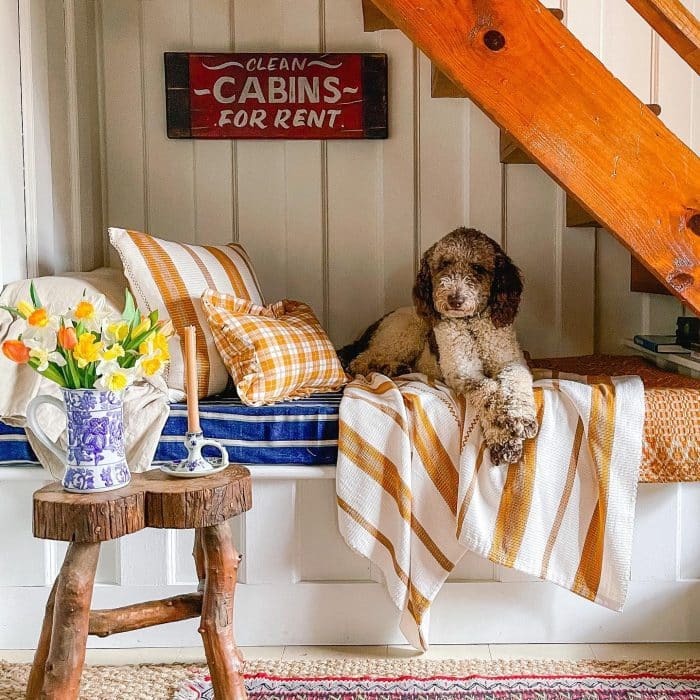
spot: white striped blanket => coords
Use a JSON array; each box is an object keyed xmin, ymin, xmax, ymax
[{"xmin": 336, "ymin": 370, "xmax": 645, "ymax": 650}]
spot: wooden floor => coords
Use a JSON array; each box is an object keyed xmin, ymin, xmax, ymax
[{"xmin": 2, "ymin": 643, "xmax": 699, "ymax": 665}]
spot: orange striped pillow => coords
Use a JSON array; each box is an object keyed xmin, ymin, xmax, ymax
[
  {"xmin": 109, "ymin": 228, "xmax": 263, "ymax": 399},
  {"xmin": 202, "ymin": 290, "xmax": 347, "ymax": 406}
]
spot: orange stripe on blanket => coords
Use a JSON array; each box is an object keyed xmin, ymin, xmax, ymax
[
  {"xmin": 456, "ymin": 443, "xmax": 487, "ymax": 540},
  {"xmin": 347, "ymin": 389, "xmax": 407, "ymax": 432},
  {"xmin": 339, "ymin": 421, "xmax": 411, "ymax": 521},
  {"xmin": 337, "ymin": 496, "xmax": 409, "ymax": 587},
  {"xmin": 488, "ymin": 389, "xmax": 545, "ymax": 568},
  {"xmin": 540, "ymin": 415, "xmax": 584, "ymax": 579},
  {"xmin": 128, "ymin": 231, "xmax": 209, "ymax": 396},
  {"xmin": 403, "ymin": 394, "xmax": 459, "ymax": 516},
  {"xmin": 340, "ymin": 422, "xmax": 455, "ymax": 573},
  {"xmin": 572, "ymin": 380, "xmax": 616, "ymax": 600},
  {"xmin": 337, "ymin": 496, "xmax": 431, "ymax": 625}
]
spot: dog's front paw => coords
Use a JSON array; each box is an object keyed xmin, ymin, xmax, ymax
[
  {"xmin": 489, "ymin": 438, "xmax": 524, "ymax": 465},
  {"xmin": 493, "ymin": 407, "xmax": 539, "ymax": 441}
]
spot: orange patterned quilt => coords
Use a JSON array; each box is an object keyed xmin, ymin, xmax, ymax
[{"xmin": 529, "ymin": 354, "xmax": 700, "ymax": 483}]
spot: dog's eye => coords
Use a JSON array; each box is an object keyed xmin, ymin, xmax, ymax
[
  {"xmin": 472, "ymin": 264, "xmax": 489, "ymax": 276},
  {"xmin": 437, "ymin": 258, "xmax": 453, "ymax": 270}
]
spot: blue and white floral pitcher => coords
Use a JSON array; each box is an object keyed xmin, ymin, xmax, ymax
[{"xmin": 27, "ymin": 388, "xmax": 130, "ymax": 493}]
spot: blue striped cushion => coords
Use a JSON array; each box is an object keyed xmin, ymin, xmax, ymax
[{"xmin": 0, "ymin": 391, "xmax": 342, "ymax": 466}]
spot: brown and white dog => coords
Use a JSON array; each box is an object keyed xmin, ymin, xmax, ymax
[{"xmin": 339, "ymin": 227, "xmax": 538, "ymax": 464}]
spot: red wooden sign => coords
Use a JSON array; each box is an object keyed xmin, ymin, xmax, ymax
[{"xmin": 165, "ymin": 52, "xmax": 388, "ymax": 140}]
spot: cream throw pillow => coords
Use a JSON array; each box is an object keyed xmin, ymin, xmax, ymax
[{"xmin": 109, "ymin": 228, "xmax": 263, "ymax": 399}]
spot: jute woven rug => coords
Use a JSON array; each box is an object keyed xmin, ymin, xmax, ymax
[{"xmin": 2, "ymin": 658, "xmax": 699, "ymax": 699}]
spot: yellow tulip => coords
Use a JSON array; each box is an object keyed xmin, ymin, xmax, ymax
[{"xmin": 73, "ymin": 333, "xmax": 103, "ymax": 368}]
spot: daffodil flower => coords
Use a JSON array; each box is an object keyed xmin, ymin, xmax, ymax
[
  {"xmin": 71, "ymin": 294, "xmax": 114, "ymax": 333},
  {"xmin": 101, "ymin": 343, "xmax": 125, "ymax": 362},
  {"xmin": 103, "ymin": 321, "xmax": 129, "ymax": 344},
  {"xmin": 16, "ymin": 301, "xmax": 35, "ymax": 319},
  {"xmin": 132, "ymin": 318, "xmax": 152, "ymax": 338},
  {"xmin": 21, "ymin": 304, "xmax": 61, "ymax": 347},
  {"xmin": 73, "ymin": 333, "xmax": 104, "ymax": 368},
  {"xmin": 95, "ymin": 364, "xmax": 136, "ymax": 392},
  {"xmin": 24, "ymin": 339, "xmax": 67, "ymax": 372},
  {"xmin": 139, "ymin": 333, "xmax": 171, "ymax": 362}
]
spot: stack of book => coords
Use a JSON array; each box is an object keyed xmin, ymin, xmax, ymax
[{"xmin": 632, "ymin": 335, "xmax": 690, "ymax": 354}]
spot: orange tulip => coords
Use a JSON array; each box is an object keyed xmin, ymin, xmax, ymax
[
  {"xmin": 2, "ymin": 340, "xmax": 30, "ymax": 364},
  {"xmin": 57, "ymin": 326, "xmax": 78, "ymax": 350}
]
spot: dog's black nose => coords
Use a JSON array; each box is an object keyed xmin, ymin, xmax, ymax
[{"xmin": 448, "ymin": 294, "xmax": 465, "ymax": 308}]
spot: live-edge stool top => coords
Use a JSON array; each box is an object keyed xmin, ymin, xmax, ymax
[{"xmin": 33, "ymin": 465, "xmax": 252, "ymax": 543}]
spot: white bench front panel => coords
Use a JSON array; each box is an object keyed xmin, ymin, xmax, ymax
[{"xmin": 0, "ymin": 468, "xmax": 698, "ymax": 648}]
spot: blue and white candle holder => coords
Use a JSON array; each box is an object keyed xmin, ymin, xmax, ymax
[{"xmin": 160, "ymin": 431, "xmax": 229, "ymax": 478}]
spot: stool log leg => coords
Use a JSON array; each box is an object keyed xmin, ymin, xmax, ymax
[
  {"xmin": 37, "ymin": 542, "xmax": 100, "ymax": 700},
  {"xmin": 26, "ymin": 579, "xmax": 58, "ymax": 698},
  {"xmin": 193, "ymin": 529, "xmax": 206, "ymax": 591},
  {"xmin": 199, "ymin": 523, "xmax": 246, "ymax": 700}
]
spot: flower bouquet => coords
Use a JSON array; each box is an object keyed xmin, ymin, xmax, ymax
[{"xmin": 1, "ymin": 285, "xmax": 172, "ymax": 492}]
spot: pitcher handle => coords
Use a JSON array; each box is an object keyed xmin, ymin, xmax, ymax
[
  {"xmin": 26, "ymin": 395, "xmax": 67, "ymax": 466},
  {"xmin": 200, "ymin": 439, "xmax": 229, "ymax": 468}
]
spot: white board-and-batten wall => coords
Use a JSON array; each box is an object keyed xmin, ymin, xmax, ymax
[
  {"xmin": 3, "ymin": 0, "xmax": 697, "ymax": 355},
  {"xmin": 1, "ymin": 0, "xmax": 700, "ymax": 651}
]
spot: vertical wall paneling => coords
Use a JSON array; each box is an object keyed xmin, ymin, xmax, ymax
[
  {"xmin": 506, "ymin": 167, "xmax": 560, "ymax": 357},
  {"xmin": 418, "ymin": 52, "xmax": 468, "ymax": 252},
  {"xmin": 325, "ymin": 0, "xmax": 383, "ymax": 345},
  {"xmin": 142, "ymin": 0, "xmax": 195, "ymax": 242},
  {"xmin": 0, "ymin": 0, "xmax": 26, "ymax": 287},
  {"xmin": 100, "ymin": 0, "xmax": 147, "ymax": 264},
  {"xmin": 279, "ymin": 0, "xmax": 326, "ymax": 318},
  {"xmin": 71, "ymin": 0, "xmax": 105, "ymax": 271},
  {"xmin": 233, "ymin": 1, "xmax": 289, "ymax": 305},
  {"xmin": 190, "ymin": 0, "xmax": 235, "ymax": 246},
  {"xmin": 44, "ymin": 0, "xmax": 73, "ymax": 274},
  {"xmin": 468, "ymin": 106, "xmax": 502, "ymax": 242},
  {"xmin": 378, "ymin": 32, "xmax": 418, "ymax": 311}
]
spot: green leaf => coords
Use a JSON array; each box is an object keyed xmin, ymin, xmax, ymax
[
  {"xmin": 148, "ymin": 309, "xmax": 159, "ymax": 326},
  {"xmin": 40, "ymin": 365, "xmax": 67, "ymax": 388},
  {"xmin": 29, "ymin": 282, "xmax": 42, "ymax": 309},
  {"xmin": 64, "ymin": 351, "xmax": 82, "ymax": 389},
  {"xmin": 0, "ymin": 305, "xmax": 20, "ymax": 320},
  {"xmin": 122, "ymin": 289, "xmax": 137, "ymax": 324}
]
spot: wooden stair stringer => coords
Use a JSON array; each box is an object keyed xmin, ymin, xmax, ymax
[
  {"xmin": 368, "ymin": 0, "xmax": 700, "ymax": 312},
  {"xmin": 625, "ymin": 0, "xmax": 700, "ymax": 73}
]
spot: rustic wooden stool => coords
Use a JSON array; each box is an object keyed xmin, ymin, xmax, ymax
[{"xmin": 27, "ymin": 465, "xmax": 252, "ymax": 700}]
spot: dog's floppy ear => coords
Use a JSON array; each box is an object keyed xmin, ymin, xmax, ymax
[
  {"xmin": 412, "ymin": 254, "xmax": 438, "ymax": 323},
  {"xmin": 489, "ymin": 250, "xmax": 523, "ymax": 328}
]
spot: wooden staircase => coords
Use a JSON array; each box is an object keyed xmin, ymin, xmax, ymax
[{"xmin": 361, "ymin": 0, "xmax": 700, "ymax": 312}]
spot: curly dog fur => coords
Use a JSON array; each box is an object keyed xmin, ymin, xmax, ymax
[{"xmin": 341, "ymin": 227, "xmax": 538, "ymax": 464}]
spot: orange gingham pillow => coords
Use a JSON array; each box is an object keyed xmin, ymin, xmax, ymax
[{"xmin": 201, "ymin": 290, "xmax": 348, "ymax": 406}]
